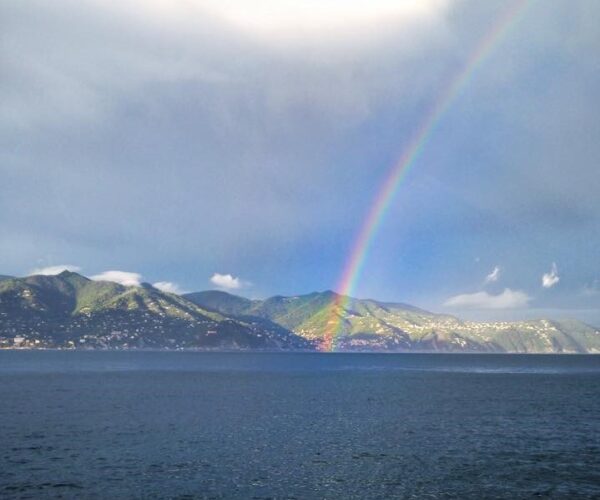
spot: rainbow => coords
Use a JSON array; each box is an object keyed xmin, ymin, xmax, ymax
[{"xmin": 323, "ymin": 0, "xmax": 532, "ymax": 351}]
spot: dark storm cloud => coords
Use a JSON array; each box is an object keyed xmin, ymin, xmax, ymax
[{"xmin": 1, "ymin": 0, "xmax": 599, "ymax": 323}]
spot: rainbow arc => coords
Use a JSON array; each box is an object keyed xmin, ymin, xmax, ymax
[{"xmin": 322, "ymin": 0, "xmax": 532, "ymax": 351}]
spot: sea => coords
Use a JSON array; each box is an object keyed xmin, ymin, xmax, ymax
[{"xmin": 1, "ymin": 351, "xmax": 599, "ymax": 499}]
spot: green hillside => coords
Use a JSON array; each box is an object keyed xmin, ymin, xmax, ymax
[
  {"xmin": 2, "ymin": 275, "xmax": 598, "ymax": 352},
  {"xmin": 0, "ymin": 272, "xmax": 311, "ymax": 350},
  {"xmin": 186, "ymin": 290, "xmax": 600, "ymax": 353}
]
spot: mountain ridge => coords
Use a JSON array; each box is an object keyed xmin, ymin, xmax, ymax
[
  {"xmin": 1, "ymin": 272, "xmax": 599, "ymax": 353},
  {"xmin": 184, "ymin": 290, "xmax": 600, "ymax": 353},
  {"xmin": 0, "ymin": 272, "xmax": 311, "ymax": 350}
]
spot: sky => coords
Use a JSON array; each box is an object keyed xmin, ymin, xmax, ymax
[{"xmin": 1, "ymin": 0, "xmax": 599, "ymax": 323}]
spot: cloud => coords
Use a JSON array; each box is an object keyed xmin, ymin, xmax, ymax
[
  {"xmin": 1, "ymin": 0, "xmax": 599, "ymax": 317},
  {"xmin": 444, "ymin": 288, "xmax": 531, "ymax": 310},
  {"xmin": 0, "ymin": 0, "xmax": 456, "ymax": 270},
  {"xmin": 0, "ymin": 0, "xmax": 452, "ymax": 132},
  {"xmin": 542, "ymin": 263, "xmax": 560, "ymax": 288},
  {"xmin": 484, "ymin": 266, "xmax": 500, "ymax": 284},
  {"xmin": 29, "ymin": 264, "xmax": 81, "ymax": 276},
  {"xmin": 91, "ymin": 270, "xmax": 142, "ymax": 287},
  {"xmin": 197, "ymin": 0, "xmax": 449, "ymax": 37},
  {"xmin": 210, "ymin": 273, "xmax": 249, "ymax": 290},
  {"xmin": 153, "ymin": 281, "xmax": 186, "ymax": 294}
]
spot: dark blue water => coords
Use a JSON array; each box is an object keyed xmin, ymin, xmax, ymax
[{"xmin": 1, "ymin": 352, "xmax": 599, "ymax": 499}]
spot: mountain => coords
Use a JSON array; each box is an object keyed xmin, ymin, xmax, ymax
[
  {"xmin": 1, "ymin": 275, "xmax": 598, "ymax": 352},
  {"xmin": 185, "ymin": 290, "xmax": 254, "ymax": 316},
  {"xmin": 0, "ymin": 275, "xmax": 14, "ymax": 282},
  {"xmin": 0, "ymin": 272, "xmax": 311, "ymax": 350},
  {"xmin": 185, "ymin": 290, "xmax": 600, "ymax": 353}
]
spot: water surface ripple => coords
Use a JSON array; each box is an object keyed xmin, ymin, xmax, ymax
[{"xmin": 1, "ymin": 351, "xmax": 599, "ymax": 499}]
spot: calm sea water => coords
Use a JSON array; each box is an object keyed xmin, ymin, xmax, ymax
[{"xmin": 1, "ymin": 351, "xmax": 599, "ymax": 499}]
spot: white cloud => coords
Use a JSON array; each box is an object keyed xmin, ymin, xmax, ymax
[
  {"xmin": 210, "ymin": 273, "xmax": 249, "ymax": 290},
  {"xmin": 196, "ymin": 0, "xmax": 449, "ymax": 36},
  {"xmin": 484, "ymin": 266, "xmax": 500, "ymax": 284},
  {"xmin": 542, "ymin": 262, "xmax": 560, "ymax": 288},
  {"xmin": 153, "ymin": 281, "xmax": 186, "ymax": 294},
  {"xmin": 444, "ymin": 288, "xmax": 531, "ymax": 310},
  {"xmin": 111, "ymin": 0, "xmax": 449, "ymax": 37},
  {"xmin": 91, "ymin": 270, "xmax": 142, "ymax": 287},
  {"xmin": 29, "ymin": 264, "xmax": 81, "ymax": 276}
]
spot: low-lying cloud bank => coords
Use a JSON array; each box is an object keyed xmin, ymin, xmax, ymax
[
  {"xmin": 153, "ymin": 281, "xmax": 186, "ymax": 294},
  {"xmin": 26, "ymin": 264, "xmax": 197, "ymax": 295},
  {"xmin": 210, "ymin": 273, "xmax": 250, "ymax": 290},
  {"xmin": 90, "ymin": 270, "xmax": 143, "ymax": 287},
  {"xmin": 29, "ymin": 265, "xmax": 82, "ymax": 276},
  {"xmin": 444, "ymin": 288, "xmax": 531, "ymax": 310}
]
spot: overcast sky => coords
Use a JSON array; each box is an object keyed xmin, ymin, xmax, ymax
[{"xmin": 2, "ymin": 0, "xmax": 599, "ymax": 323}]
